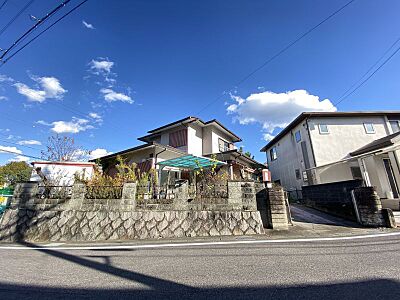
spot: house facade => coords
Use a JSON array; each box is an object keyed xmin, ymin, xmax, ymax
[
  {"xmin": 95, "ymin": 117, "xmax": 265, "ymax": 183},
  {"xmin": 260, "ymin": 112, "xmax": 400, "ymax": 205}
]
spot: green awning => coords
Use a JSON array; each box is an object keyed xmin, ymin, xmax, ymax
[{"xmin": 157, "ymin": 154, "xmax": 226, "ymax": 169}]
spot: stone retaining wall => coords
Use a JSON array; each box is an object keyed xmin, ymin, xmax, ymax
[
  {"xmin": 0, "ymin": 209, "xmax": 264, "ymax": 242},
  {"xmin": 352, "ymin": 187, "xmax": 396, "ymax": 228}
]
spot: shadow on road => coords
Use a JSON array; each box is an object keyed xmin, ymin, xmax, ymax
[{"xmin": 0, "ymin": 278, "xmax": 399, "ymax": 299}]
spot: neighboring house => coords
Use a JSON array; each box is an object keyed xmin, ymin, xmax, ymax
[
  {"xmin": 30, "ymin": 161, "xmax": 96, "ymax": 186},
  {"xmin": 260, "ymin": 111, "xmax": 400, "ymax": 204},
  {"xmin": 94, "ymin": 116, "xmax": 265, "ymax": 183}
]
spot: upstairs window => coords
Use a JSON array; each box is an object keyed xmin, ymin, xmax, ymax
[
  {"xmin": 270, "ymin": 147, "xmax": 277, "ymax": 161},
  {"xmin": 389, "ymin": 120, "xmax": 400, "ymax": 133},
  {"xmin": 363, "ymin": 123, "xmax": 375, "ymax": 134},
  {"xmin": 295, "ymin": 130, "xmax": 301, "ymax": 143},
  {"xmin": 318, "ymin": 124, "xmax": 329, "ymax": 134},
  {"xmin": 169, "ymin": 129, "xmax": 187, "ymax": 148},
  {"xmin": 218, "ymin": 138, "xmax": 230, "ymax": 152}
]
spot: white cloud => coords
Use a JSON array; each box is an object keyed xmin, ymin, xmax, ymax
[
  {"xmin": 88, "ymin": 148, "xmax": 113, "ymax": 160},
  {"xmin": 9, "ymin": 155, "xmax": 30, "ymax": 162},
  {"xmin": 37, "ymin": 117, "xmax": 94, "ymax": 134},
  {"xmin": 0, "ymin": 96, "xmax": 7, "ymax": 100},
  {"xmin": 227, "ymin": 89, "xmax": 337, "ymax": 141},
  {"xmin": 0, "ymin": 145, "xmax": 22, "ymax": 155},
  {"xmin": 14, "ymin": 76, "xmax": 67, "ymax": 103},
  {"xmin": 100, "ymin": 88, "xmax": 133, "ymax": 104},
  {"xmin": 18, "ymin": 140, "xmax": 42, "ymax": 146},
  {"xmin": 0, "ymin": 74, "xmax": 14, "ymax": 83},
  {"xmin": 36, "ymin": 120, "xmax": 52, "ymax": 126},
  {"xmin": 82, "ymin": 20, "xmax": 95, "ymax": 29},
  {"xmin": 51, "ymin": 118, "xmax": 94, "ymax": 134},
  {"xmin": 89, "ymin": 59, "xmax": 114, "ymax": 75},
  {"xmin": 88, "ymin": 112, "xmax": 103, "ymax": 124}
]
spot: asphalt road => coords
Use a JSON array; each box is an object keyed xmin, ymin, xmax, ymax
[{"xmin": 1, "ymin": 235, "xmax": 400, "ymax": 299}]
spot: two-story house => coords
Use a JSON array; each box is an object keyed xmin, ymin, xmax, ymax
[
  {"xmin": 94, "ymin": 116, "xmax": 265, "ymax": 183},
  {"xmin": 260, "ymin": 111, "xmax": 400, "ymax": 204}
]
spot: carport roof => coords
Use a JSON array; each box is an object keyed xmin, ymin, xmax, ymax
[
  {"xmin": 157, "ymin": 154, "xmax": 226, "ymax": 169},
  {"xmin": 350, "ymin": 131, "xmax": 400, "ymax": 156}
]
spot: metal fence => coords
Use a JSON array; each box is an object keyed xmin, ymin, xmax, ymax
[
  {"xmin": 85, "ymin": 185, "xmax": 123, "ymax": 199},
  {"xmin": 189, "ymin": 183, "xmax": 228, "ymax": 200},
  {"xmin": 37, "ymin": 185, "xmax": 73, "ymax": 199}
]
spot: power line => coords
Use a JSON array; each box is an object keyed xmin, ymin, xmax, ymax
[
  {"xmin": 0, "ymin": 0, "xmax": 71, "ymax": 61},
  {"xmin": 0, "ymin": 0, "xmax": 36, "ymax": 37},
  {"xmin": 196, "ymin": 0, "xmax": 356, "ymax": 114},
  {"xmin": 0, "ymin": 0, "xmax": 9, "ymax": 11},
  {"xmin": 0, "ymin": 138, "xmax": 42, "ymax": 152},
  {"xmin": 0, "ymin": 148, "xmax": 46, "ymax": 161},
  {"xmin": 1, "ymin": 0, "xmax": 88, "ymax": 65},
  {"xmin": 334, "ymin": 41, "xmax": 400, "ymax": 106}
]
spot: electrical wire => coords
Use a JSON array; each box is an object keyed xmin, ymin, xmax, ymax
[
  {"xmin": 196, "ymin": 0, "xmax": 356, "ymax": 114},
  {"xmin": 0, "ymin": 0, "xmax": 8, "ymax": 11},
  {"xmin": 0, "ymin": 148, "xmax": 47, "ymax": 161},
  {"xmin": 0, "ymin": 0, "xmax": 36, "ymax": 37},
  {"xmin": 334, "ymin": 41, "xmax": 400, "ymax": 106},
  {"xmin": 0, "ymin": 0, "xmax": 71, "ymax": 61}
]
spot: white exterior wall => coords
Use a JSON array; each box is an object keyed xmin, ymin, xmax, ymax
[
  {"xmin": 187, "ymin": 123, "xmax": 203, "ymax": 156},
  {"xmin": 265, "ymin": 122, "xmax": 313, "ymax": 190},
  {"xmin": 309, "ymin": 116, "xmax": 390, "ymax": 165},
  {"xmin": 30, "ymin": 163, "xmax": 95, "ymax": 186},
  {"xmin": 209, "ymin": 128, "xmax": 234, "ymax": 154},
  {"xmin": 202, "ymin": 127, "xmax": 213, "ymax": 155},
  {"xmin": 309, "ymin": 116, "xmax": 391, "ymax": 184}
]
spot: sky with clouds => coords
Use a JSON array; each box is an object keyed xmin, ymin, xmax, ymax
[{"xmin": 0, "ymin": 0, "xmax": 400, "ymax": 164}]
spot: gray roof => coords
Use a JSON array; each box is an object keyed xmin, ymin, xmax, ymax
[{"xmin": 350, "ymin": 131, "xmax": 400, "ymax": 156}]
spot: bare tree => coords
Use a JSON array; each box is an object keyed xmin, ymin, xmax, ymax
[{"xmin": 41, "ymin": 135, "xmax": 89, "ymax": 161}]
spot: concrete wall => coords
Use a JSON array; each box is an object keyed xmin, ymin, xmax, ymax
[
  {"xmin": 0, "ymin": 181, "xmax": 267, "ymax": 242},
  {"xmin": 302, "ymin": 180, "xmax": 364, "ymax": 221}
]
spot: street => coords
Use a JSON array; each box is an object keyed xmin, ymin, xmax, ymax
[{"xmin": 1, "ymin": 234, "xmax": 400, "ymax": 299}]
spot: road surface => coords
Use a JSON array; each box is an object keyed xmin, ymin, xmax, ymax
[{"xmin": 0, "ymin": 234, "xmax": 400, "ymax": 299}]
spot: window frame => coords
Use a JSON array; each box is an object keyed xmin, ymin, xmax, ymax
[
  {"xmin": 389, "ymin": 120, "xmax": 400, "ymax": 133},
  {"xmin": 269, "ymin": 147, "xmax": 277, "ymax": 161},
  {"xmin": 295, "ymin": 130, "xmax": 301, "ymax": 143},
  {"xmin": 363, "ymin": 123, "xmax": 375, "ymax": 134},
  {"xmin": 318, "ymin": 124, "xmax": 329, "ymax": 134},
  {"xmin": 218, "ymin": 138, "xmax": 231, "ymax": 153}
]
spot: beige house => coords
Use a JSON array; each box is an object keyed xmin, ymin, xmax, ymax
[
  {"xmin": 260, "ymin": 111, "xmax": 400, "ymax": 209},
  {"xmin": 94, "ymin": 117, "xmax": 265, "ymax": 183}
]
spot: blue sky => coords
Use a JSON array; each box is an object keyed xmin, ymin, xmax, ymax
[{"xmin": 0, "ymin": 0, "xmax": 399, "ymax": 164}]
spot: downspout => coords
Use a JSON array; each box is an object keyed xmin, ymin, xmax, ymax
[{"xmin": 305, "ymin": 118, "xmax": 317, "ymax": 184}]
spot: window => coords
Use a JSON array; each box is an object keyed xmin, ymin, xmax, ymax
[
  {"xmin": 270, "ymin": 147, "xmax": 277, "ymax": 161},
  {"xmin": 350, "ymin": 167, "xmax": 362, "ymax": 180},
  {"xmin": 218, "ymin": 138, "xmax": 230, "ymax": 152},
  {"xmin": 302, "ymin": 171, "xmax": 308, "ymax": 182},
  {"xmin": 390, "ymin": 120, "xmax": 400, "ymax": 133},
  {"xmin": 295, "ymin": 169, "xmax": 301, "ymax": 180},
  {"xmin": 318, "ymin": 124, "xmax": 329, "ymax": 134},
  {"xmin": 295, "ymin": 130, "xmax": 301, "ymax": 143},
  {"xmin": 363, "ymin": 123, "xmax": 375, "ymax": 134}
]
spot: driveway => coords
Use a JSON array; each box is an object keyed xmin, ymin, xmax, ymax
[{"xmin": 277, "ymin": 203, "xmax": 392, "ymax": 238}]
